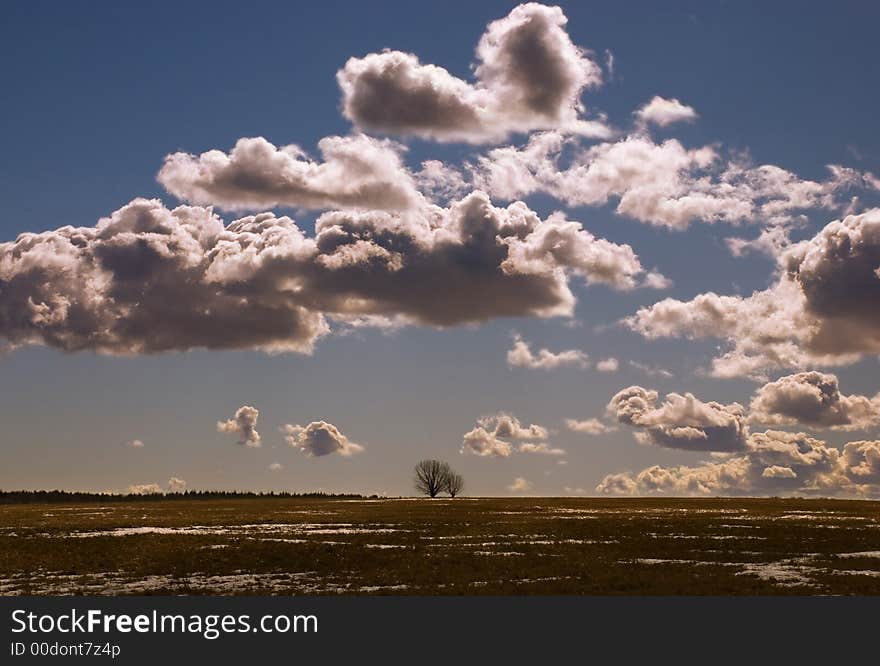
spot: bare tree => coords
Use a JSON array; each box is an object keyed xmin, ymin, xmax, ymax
[
  {"xmin": 414, "ymin": 459, "xmax": 450, "ymax": 498},
  {"xmin": 444, "ymin": 471, "xmax": 464, "ymax": 498}
]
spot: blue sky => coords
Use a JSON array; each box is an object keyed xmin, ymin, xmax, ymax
[{"xmin": 1, "ymin": 1, "xmax": 879, "ymax": 496}]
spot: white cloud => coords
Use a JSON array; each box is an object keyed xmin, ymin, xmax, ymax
[
  {"xmin": 565, "ymin": 418, "xmax": 615, "ymax": 435},
  {"xmin": 0, "ymin": 193, "xmax": 656, "ymax": 356},
  {"xmin": 461, "ymin": 412, "xmax": 553, "ymax": 457},
  {"xmin": 472, "ymin": 131, "xmax": 874, "ymax": 230},
  {"xmin": 626, "ymin": 209, "xmax": 880, "ymax": 377},
  {"xmin": 596, "ymin": 357, "xmax": 619, "ymax": 373},
  {"xmin": 158, "ymin": 135, "xmax": 425, "ymax": 212},
  {"xmin": 125, "ymin": 439, "xmax": 144, "ymax": 449},
  {"xmin": 608, "ymin": 386, "xmax": 749, "ymax": 451},
  {"xmin": 597, "ymin": 431, "xmax": 880, "ymax": 498},
  {"xmin": 337, "ymin": 4, "xmax": 604, "ymax": 143},
  {"xmin": 268, "ymin": 462, "xmax": 283, "ymax": 472},
  {"xmin": 283, "ymin": 421, "xmax": 364, "ymax": 457},
  {"xmin": 506, "ymin": 333, "xmax": 588, "ymax": 370},
  {"xmin": 127, "ymin": 483, "xmax": 162, "ymax": 495},
  {"xmin": 750, "ymin": 371, "xmax": 880, "ymax": 430},
  {"xmin": 217, "ymin": 405, "xmax": 261, "ymax": 447},
  {"xmin": 167, "ymin": 477, "xmax": 187, "ymax": 493},
  {"xmin": 518, "ymin": 442, "xmax": 566, "ymax": 456},
  {"xmin": 508, "ymin": 477, "xmax": 534, "ymax": 493},
  {"xmin": 634, "ymin": 96, "xmax": 698, "ymax": 127},
  {"xmin": 628, "ymin": 361, "xmax": 673, "ymax": 378}
]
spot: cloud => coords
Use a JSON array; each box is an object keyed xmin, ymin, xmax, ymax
[
  {"xmin": 517, "ymin": 442, "xmax": 566, "ymax": 456},
  {"xmin": 508, "ymin": 477, "xmax": 534, "ymax": 493},
  {"xmin": 167, "ymin": 477, "xmax": 187, "ymax": 493},
  {"xmin": 337, "ymin": 3, "xmax": 604, "ymax": 143},
  {"xmin": 628, "ymin": 360, "xmax": 673, "ymax": 378},
  {"xmin": 608, "ymin": 386, "xmax": 749, "ymax": 451},
  {"xmin": 596, "ymin": 357, "xmax": 619, "ymax": 373},
  {"xmin": 563, "ymin": 486, "xmax": 588, "ymax": 494},
  {"xmin": 217, "ymin": 405, "xmax": 261, "ymax": 447},
  {"xmin": 597, "ymin": 430, "xmax": 880, "ymax": 498},
  {"xmin": 461, "ymin": 412, "xmax": 552, "ymax": 457},
  {"xmin": 158, "ymin": 135, "xmax": 425, "ymax": 212},
  {"xmin": 625, "ymin": 209, "xmax": 880, "ymax": 377},
  {"xmin": 843, "ymin": 441, "xmax": 880, "ymax": 485},
  {"xmin": 634, "ymin": 96, "xmax": 698, "ymax": 127},
  {"xmin": 750, "ymin": 372, "xmax": 880, "ymax": 430},
  {"xmin": 268, "ymin": 462, "xmax": 283, "ymax": 472},
  {"xmin": 283, "ymin": 421, "xmax": 364, "ymax": 457},
  {"xmin": 0, "ymin": 193, "xmax": 655, "ymax": 356},
  {"xmin": 472, "ymin": 131, "xmax": 873, "ymax": 230},
  {"xmin": 506, "ymin": 333, "xmax": 588, "ymax": 369},
  {"xmin": 125, "ymin": 439, "xmax": 144, "ymax": 449},
  {"xmin": 565, "ymin": 418, "xmax": 615, "ymax": 435},
  {"xmin": 127, "ymin": 483, "xmax": 162, "ymax": 495}
]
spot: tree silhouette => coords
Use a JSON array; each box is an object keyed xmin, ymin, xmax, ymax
[
  {"xmin": 414, "ymin": 459, "xmax": 450, "ymax": 498},
  {"xmin": 444, "ymin": 471, "xmax": 464, "ymax": 498}
]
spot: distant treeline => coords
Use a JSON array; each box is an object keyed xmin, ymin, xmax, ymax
[{"xmin": 0, "ymin": 490, "xmax": 372, "ymax": 504}]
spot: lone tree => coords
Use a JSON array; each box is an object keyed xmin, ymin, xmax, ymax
[
  {"xmin": 414, "ymin": 460, "xmax": 464, "ymax": 498},
  {"xmin": 444, "ymin": 471, "xmax": 464, "ymax": 498},
  {"xmin": 414, "ymin": 459, "xmax": 449, "ymax": 498}
]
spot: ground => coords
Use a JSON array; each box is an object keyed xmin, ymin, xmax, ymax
[{"xmin": 2, "ymin": 497, "xmax": 880, "ymax": 595}]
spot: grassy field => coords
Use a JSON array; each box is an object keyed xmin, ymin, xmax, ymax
[{"xmin": 2, "ymin": 497, "xmax": 880, "ymax": 595}]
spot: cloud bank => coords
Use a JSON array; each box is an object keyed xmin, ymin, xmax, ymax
[
  {"xmin": 597, "ymin": 431, "xmax": 880, "ymax": 498},
  {"xmin": 0, "ymin": 193, "xmax": 658, "ymax": 355},
  {"xmin": 626, "ymin": 209, "xmax": 880, "ymax": 377}
]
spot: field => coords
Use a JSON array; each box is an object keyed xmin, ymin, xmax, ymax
[{"xmin": 2, "ymin": 497, "xmax": 880, "ymax": 595}]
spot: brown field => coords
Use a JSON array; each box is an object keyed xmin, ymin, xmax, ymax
[{"xmin": 2, "ymin": 497, "xmax": 880, "ymax": 595}]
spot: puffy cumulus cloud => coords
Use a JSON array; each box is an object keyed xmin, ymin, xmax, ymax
[
  {"xmin": 597, "ymin": 430, "xmax": 880, "ymax": 498},
  {"xmin": 125, "ymin": 439, "xmax": 144, "ymax": 449},
  {"xmin": 268, "ymin": 462, "xmax": 283, "ymax": 472},
  {"xmin": 596, "ymin": 357, "xmax": 619, "ymax": 373},
  {"xmin": 0, "ymin": 192, "xmax": 654, "ymax": 356},
  {"xmin": 508, "ymin": 477, "xmax": 534, "ymax": 493},
  {"xmin": 158, "ymin": 135, "xmax": 425, "ymax": 212},
  {"xmin": 462, "ymin": 412, "xmax": 554, "ymax": 457},
  {"xmin": 565, "ymin": 418, "xmax": 615, "ymax": 435},
  {"xmin": 608, "ymin": 386, "xmax": 748, "ymax": 452},
  {"xmin": 167, "ymin": 477, "xmax": 187, "ymax": 493},
  {"xmin": 750, "ymin": 372, "xmax": 880, "ymax": 430},
  {"xmin": 337, "ymin": 3, "xmax": 604, "ymax": 143},
  {"xmin": 634, "ymin": 96, "xmax": 698, "ymax": 128},
  {"xmin": 127, "ymin": 483, "xmax": 162, "ymax": 495},
  {"xmin": 283, "ymin": 421, "xmax": 364, "ymax": 457},
  {"xmin": 461, "ymin": 426, "xmax": 513, "ymax": 457},
  {"xmin": 217, "ymin": 405, "xmax": 261, "ymax": 447},
  {"xmin": 843, "ymin": 441, "xmax": 880, "ymax": 485},
  {"xmin": 625, "ymin": 209, "xmax": 880, "ymax": 378},
  {"xmin": 0, "ymin": 198, "xmax": 328, "ymax": 355},
  {"xmin": 506, "ymin": 332, "xmax": 588, "ymax": 370},
  {"xmin": 472, "ymin": 131, "xmax": 873, "ymax": 230}
]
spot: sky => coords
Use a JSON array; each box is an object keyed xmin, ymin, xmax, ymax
[{"xmin": 1, "ymin": 1, "xmax": 880, "ymax": 497}]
